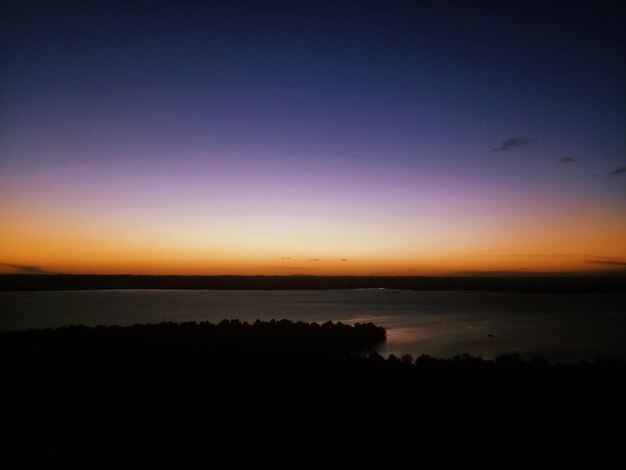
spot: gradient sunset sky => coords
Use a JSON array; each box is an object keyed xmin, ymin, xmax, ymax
[{"xmin": 1, "ymin": 0, "xmax": 625, "ymax": 275}]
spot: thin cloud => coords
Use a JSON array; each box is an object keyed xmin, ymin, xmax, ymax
[
  {"xmin": 561, "ymin": 156, "xmax": 576, "ymax": 162},
  {"xmin": 1, "ymin": 263, "xmax": 55, "ymax": 274},
  {"xmin": 492, "ymin": 137, "xmax": 533, "ymax": 152},
  {"xmin": 607, "ymin": 166, "xmax": 626, "ymax": 176},
  {"xmin": 280, "ymin": 257, "xmax": 291, "ymax": 260},
  {"xmin": 587, "ymin": 259, "xmax": 626, "ymax": 267},
  {"xmin": 310, "ymin": 258, "xmax": 321, "ymax": 262},
  {"xmin": 269, "ymin": 266, "xmax": 313, "ymax": 271}
]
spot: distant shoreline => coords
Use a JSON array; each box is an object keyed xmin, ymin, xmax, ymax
[{"xmin": 2, "ymin": 274, "xmax": 625, "ymax": 293}]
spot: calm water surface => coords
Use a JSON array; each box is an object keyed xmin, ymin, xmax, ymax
[{"xmin": 1, "ymin": 289, "xmax": 625, "ymax": 361}]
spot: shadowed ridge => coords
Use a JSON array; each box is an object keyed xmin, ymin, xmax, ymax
[{"xmin": 1, "ymin": 320, "xmax": 625, "ymax": 466}]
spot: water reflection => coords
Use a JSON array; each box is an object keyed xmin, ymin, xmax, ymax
[{"xmin": 1, "ymin": 289, "xmax": 625, "ymax": 361}]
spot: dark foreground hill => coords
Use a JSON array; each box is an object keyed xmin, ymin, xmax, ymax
[{"xmin": 1, "ymin": 320, "xmax": 624, "ymax": 465}]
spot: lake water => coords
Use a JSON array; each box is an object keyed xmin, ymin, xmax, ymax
[{"xmin": 1, "ymin": 289, "xmax": 625, "ymax": 361}]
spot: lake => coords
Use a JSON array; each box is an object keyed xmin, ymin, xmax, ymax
[{"xmin": 1, "ymin": 289, "xmax": 625, "ymax": 361}]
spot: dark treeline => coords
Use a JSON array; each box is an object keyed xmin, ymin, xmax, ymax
[
  {"xmin": 0, "ymin": 319, "xmax": 386, "ymax": 364},
  {"xmin": 2, "ymin": 273, "xmax": 626, "ymax": 293},
  {"xmin": 1, "ymin": 320, "xmax": 625, "ymax": 465}
]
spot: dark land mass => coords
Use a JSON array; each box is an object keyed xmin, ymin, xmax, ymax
[
  {"xmin": 2, "ymin": 273, "xmax": 626, "ymax": 293},
  {"xmin": 1, "ymin": 320, "xmax": 624, "ymax": 466}
]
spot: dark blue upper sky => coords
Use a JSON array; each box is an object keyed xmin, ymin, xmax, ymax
[{"xmin": 3, "ymin": 0, "xmax": 624, "ymax": 162}]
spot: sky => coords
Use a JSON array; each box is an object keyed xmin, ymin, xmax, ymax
[{"xmin": 1, "ymin": 0, "xmax": 625, "ymax": 275}]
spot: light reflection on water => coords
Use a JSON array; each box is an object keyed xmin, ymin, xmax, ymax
[{"xmin": 1, "ymin": 289, "xmax": 625, "ymax": 361}]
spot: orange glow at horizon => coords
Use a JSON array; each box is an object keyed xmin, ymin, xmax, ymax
[{"xmin": 2, "ymin": 194, "xmax": 625, "ymax": 275}]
